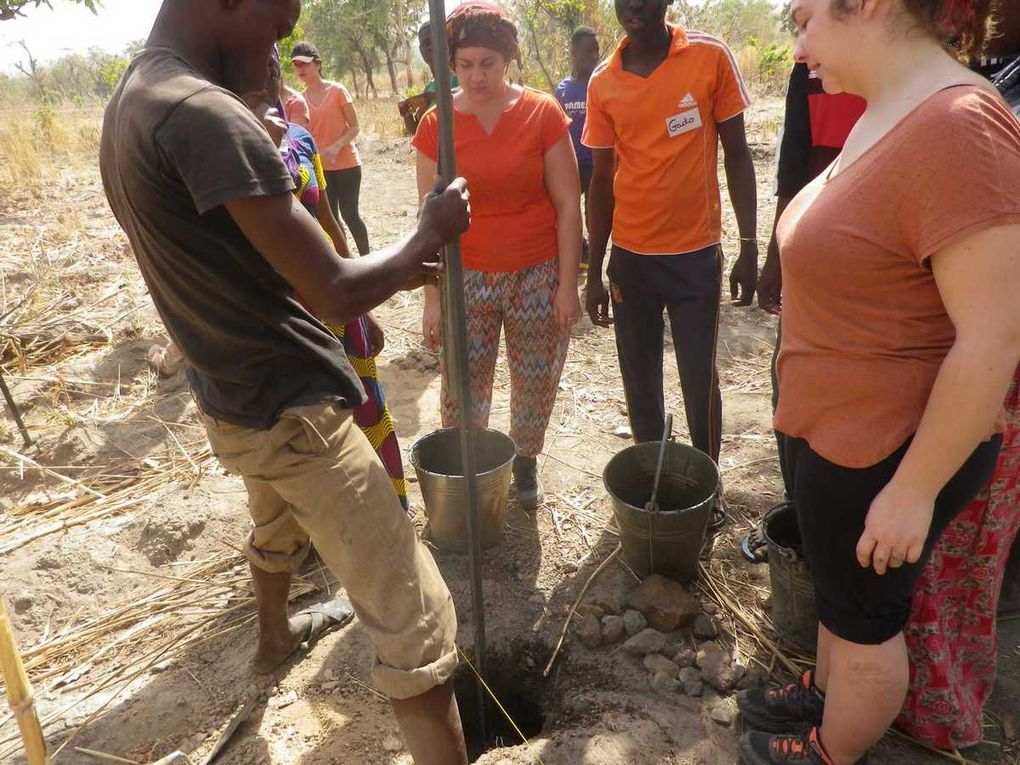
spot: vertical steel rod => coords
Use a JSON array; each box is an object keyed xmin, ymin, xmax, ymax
[
  {"xmin": 0, "ymin": 370, "xmax": 31, "ymax": 448},
  {"xmin": 427, "ymin": 0, "xmax": 489, "ymax": 743}
]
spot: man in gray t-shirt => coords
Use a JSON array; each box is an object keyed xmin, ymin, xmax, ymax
[{"xmin": 101, "ymin": 2, "xmax": 470, "ymax": 761}]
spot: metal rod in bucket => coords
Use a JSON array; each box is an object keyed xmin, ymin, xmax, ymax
[
  {"xmin": 645, "ymin": 414, "xmax": 673, "ymax": 575},
  {"xmin": 427, "ymin": 0, "xmax": 489, "ymax": 740}
]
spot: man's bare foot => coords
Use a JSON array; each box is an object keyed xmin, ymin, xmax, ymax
[
  {"xmin": 251, "ymin": 599, "xmax": 355, "ymax": 675},
  {"xmin": 252, "ymin": 612, "xmax": 313, "ymax": 674},
  {"xmin": 147, "ymin": 342, "xmax": 186, "ymax": 378}
]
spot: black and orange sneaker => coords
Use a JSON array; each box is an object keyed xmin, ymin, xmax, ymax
[
  {"xmin": 739, "ymin": 726, "xmax": 868, "ymax": 765},
  {"xmin": 738, "ymin": 669, "xmax": 824, "ymax": 733}
]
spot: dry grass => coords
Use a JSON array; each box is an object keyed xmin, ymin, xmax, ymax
[
  {"xmin": 0, "ymin": 106, "xmax": 104, "ymax": 188},
  {"xmin": 0, "ymin": 548, "xmax": 323, "ymax": 761},
  {"xmin": 356, "ymin": 96, "xmax": 411, "ymax": 140}
]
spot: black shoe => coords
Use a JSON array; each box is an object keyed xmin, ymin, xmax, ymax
[
  {"xmin": 740, "ymin": 727, "xmax": 868, "ymax": 765},
  {"xmin": 512, "ymin": 455, "xmax": 544, "ymax": 509},
  {"xmin": 738, "ymin": 670, "xmax": 824, "ymax": 734}
]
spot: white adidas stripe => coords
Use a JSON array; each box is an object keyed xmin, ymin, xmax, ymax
[{"xmin": 686, "ymin": 32, "xmax": 752, "ymax": 107}]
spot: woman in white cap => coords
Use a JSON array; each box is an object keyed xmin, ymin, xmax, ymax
[{"xmin": 290, "ymin": 41, "xmax": 370, "ymax": 256}]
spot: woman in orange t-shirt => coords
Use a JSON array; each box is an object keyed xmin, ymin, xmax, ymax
[
  {"xmin": 412, "ymin": 2, "xmax": 582, "ymax": 508},
  {"xmin": 736, "ymin": 0, "xmax": 1020, "ymax": 763},
  {"xmin": 291, "ymin": 41, "xmax": 370, "ymax": 256}
]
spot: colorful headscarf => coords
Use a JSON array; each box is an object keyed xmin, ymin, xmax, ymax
[{"xmin": 446, "ymin": 1, "xmax": 522, "ymax": 69}]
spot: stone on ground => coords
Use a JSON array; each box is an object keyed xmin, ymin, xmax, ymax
[
  {"xmin": 673, "ymin": 648, "xmax": 698, "ymax": 668},
  {"xmin": 621, "ymin": 628, "xmax": 668, "ymax": 657},
  {"xmin": 643, "ymin": 653, "xmax": 678, "ymax": 678},
  {"xmin": 601, "ymin": 614, "xmax": 626, "ymax": 644},
  {"xmin": 697, "ymin": 641, "xmax": 735, "ymax": 692},
  {"xmin": 678, "ymin": 666, "xmax": 701, "ymax": 685},
  {"xmin": 623, "ymin": 609, "xmax": 647, "ymax": 636},
  {"xmin": 575, "ymin": 614, "xmax": 603, "ymax": 649},
  {"xmin": 650, "ymin": 670, "xmax": 681, "ymax": 695},
  {"xmin": 683, "ymin": 679, "xmax": 704, "ymax": 697},
  {"xmin": 626, "ymin": 575, "xmax": 700, "ymax": 632},
  {"xmin": 693, "ymin": 614, "xmax": 719, "ymax": 640}
]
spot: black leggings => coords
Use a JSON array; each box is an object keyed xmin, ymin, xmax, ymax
[{"xmin": 324, "ymin": 167, "xmax": 370, "ymax": 256}]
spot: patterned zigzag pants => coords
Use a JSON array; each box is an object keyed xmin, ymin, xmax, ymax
[{"xmin": 441, "ymin": 258, "xmax": 569, "ymax": 458}]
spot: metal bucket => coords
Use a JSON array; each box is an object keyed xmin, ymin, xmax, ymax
[
  {"xmin": 410, "ymin": 428, "xmax": 516, "ymax": 552},
  {"xmin": 764, "ymin": 503, "xmax": 817, "ymax": 652},
  {"xmin": 603, "ymin": 441, "xmax": 719, "ymax": 582}
]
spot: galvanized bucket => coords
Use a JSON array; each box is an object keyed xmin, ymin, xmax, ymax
[
  {"xmin": 410, "ymin": 428, "xmax": 516, "ymax": 552},
  {"xmin": 764, "ymin": 503, "xmax": 817, "ymax": 652},
  {"xmin": 603, "ymin": 441, "xmax": 719, "ymax": 582}
]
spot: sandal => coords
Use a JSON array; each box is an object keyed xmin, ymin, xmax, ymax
[
  {"xmin": 296, "ymin": 597, "xmax": 356, "ymax": 646},
  {"xmin": 740, "ymin": 522, "xmax": 769, "ymax": 564},
  {"xmin": 253, "ymin": 596, "xmax": 356, "ymax": 674}
]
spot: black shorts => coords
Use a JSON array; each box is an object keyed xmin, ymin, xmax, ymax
[{"xmin": 780, "ymin": 433, "xmax": 1002, "ymax": 645}]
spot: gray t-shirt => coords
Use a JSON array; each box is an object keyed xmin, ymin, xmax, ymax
[{"xmin": 100, "ymin": 48, "xmax": 365, "ymax": 429}]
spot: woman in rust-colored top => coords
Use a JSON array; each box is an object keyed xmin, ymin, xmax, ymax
[
  {"xmin": 736, "ymin": 0, "xmax": 1020, "ymax": 763},
  {"xmin": 412, "ymin": 3, "xmax": 581, "ymax": 509}
]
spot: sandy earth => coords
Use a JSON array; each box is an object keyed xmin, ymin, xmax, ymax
[{"xmin": 0, "ymin": 99, "xmax": 1018, "ymax": 765}]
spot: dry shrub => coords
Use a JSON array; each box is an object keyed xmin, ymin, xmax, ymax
[
  {"xmin": 0, "ymin": 117, "xmax": 42, "ymax": 185},
  {"xmin": 356, "ymin": 97, "xmax": 409, "ymax": 140},
  {"xmin": 734, "ymin": 42, "xmax": 794, "ymax": 96}
]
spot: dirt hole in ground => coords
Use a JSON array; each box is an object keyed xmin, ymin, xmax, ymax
[{"xmin": 455, "ymin": 642, "xmax": 548, "ymax": 762}]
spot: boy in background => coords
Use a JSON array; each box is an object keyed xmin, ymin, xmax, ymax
[{"xmin": 555, "ymin": 26, "xmax": 600, "ymax": 267}]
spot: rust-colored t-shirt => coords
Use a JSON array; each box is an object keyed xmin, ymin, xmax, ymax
[
  {"xmin": 775, "ymin": 86, "xmax": 1020, "ymax": 468},
  {"xmin": 411, "ymin": 88, "xmax": 570, "ymax": 272}
]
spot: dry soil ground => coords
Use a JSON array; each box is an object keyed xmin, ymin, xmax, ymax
[{"xmin": 0, "ymin": 98, "xmax": 1017, "ymax": 765}]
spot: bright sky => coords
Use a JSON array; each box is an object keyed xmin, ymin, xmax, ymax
[{"xmin": 0, "ymin": 0, "xmax": 465, "ymax": 74}]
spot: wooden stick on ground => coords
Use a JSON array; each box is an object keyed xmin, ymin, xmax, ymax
[
  {"xmin": 544, "ymin": 544, "xmax": 621, "ymax": 678},
  {"xmin": 0, "ymin": 445, "xmax": 106, "ymax": 500},
  {"xmin": 0, "ymin": 594, "xmax": 49, "ymax": 765},
  {"xmin": 73, "ymin": 746, "xmax": 140, "ymax": 763}
]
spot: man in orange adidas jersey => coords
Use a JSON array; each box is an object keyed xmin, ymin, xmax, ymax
[{"xmin": 583, "ymin": 0, "xmax": 759, "ymax": 462}]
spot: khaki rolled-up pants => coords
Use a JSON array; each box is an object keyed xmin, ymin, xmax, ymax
[{"xmin": 202, "ymin": 401, "xmax": 458, "ymax": 700}]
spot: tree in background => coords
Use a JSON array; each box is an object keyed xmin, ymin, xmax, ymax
[
  {"xmin": 510, "ymin": 0, "xmax": 613, "ymax": 90},
  {"xmin": 673, "ymin": 0, "xmax": 793, "ymax": 91},
  {"xmin": 1, "ymin": 0, "xmax": 794, "ymax": 105},
  {"xmin": 299, "ymin": 0, "xmax": 375, "ymax": 98},
  {"xmin": 374, "ymin": 0, "xmax": 426, "ymax": 94},
  {"xmin": 7, "ymin": 38, "xmax": 140, "ymax": 105},
  {"xmin": 0, "ymin": 0, "xmax": 97, "ymax": 22}
]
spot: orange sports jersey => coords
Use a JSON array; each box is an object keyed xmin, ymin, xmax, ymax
[
  {"xmin": 412, "ymin": 88, "xmax": 570, "ymax": 273},
  {"xmin": 582, "ymin": 26, "xmax": 750, "ymax": 255}
]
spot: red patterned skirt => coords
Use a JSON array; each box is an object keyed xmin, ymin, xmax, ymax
[{"xmin": 897, "ymin": 366, "xmax": 1020, "ymax": 750}]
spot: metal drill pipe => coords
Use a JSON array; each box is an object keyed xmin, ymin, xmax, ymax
[{"xmin": 427, "ymin": 0, "xmax": 489, "ymax": 742}]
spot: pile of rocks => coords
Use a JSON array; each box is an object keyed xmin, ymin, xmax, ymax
[{"xmin": 572, "ymin": 574, "xmax": 764, "ymax": 722}]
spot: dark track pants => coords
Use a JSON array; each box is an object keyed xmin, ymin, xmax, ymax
[{"xmin": 607, "ymin": 244, "xmax": 723, "ymax": 461}]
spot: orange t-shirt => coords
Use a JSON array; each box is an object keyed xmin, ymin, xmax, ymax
[
  {"xmin": 412, "ymin": 88, "xmax": 570, "ymax": 272},
  {"xmin": 305, "ymin": 82, "xmax": 360, "ymax": 171},
  {"xmin": 775, "ymin": 87, "xmax": 1020, "ymax": 468},
  {"xmin": 582, "ymin": 26, "xmax": 750, "ymax": 255}
]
